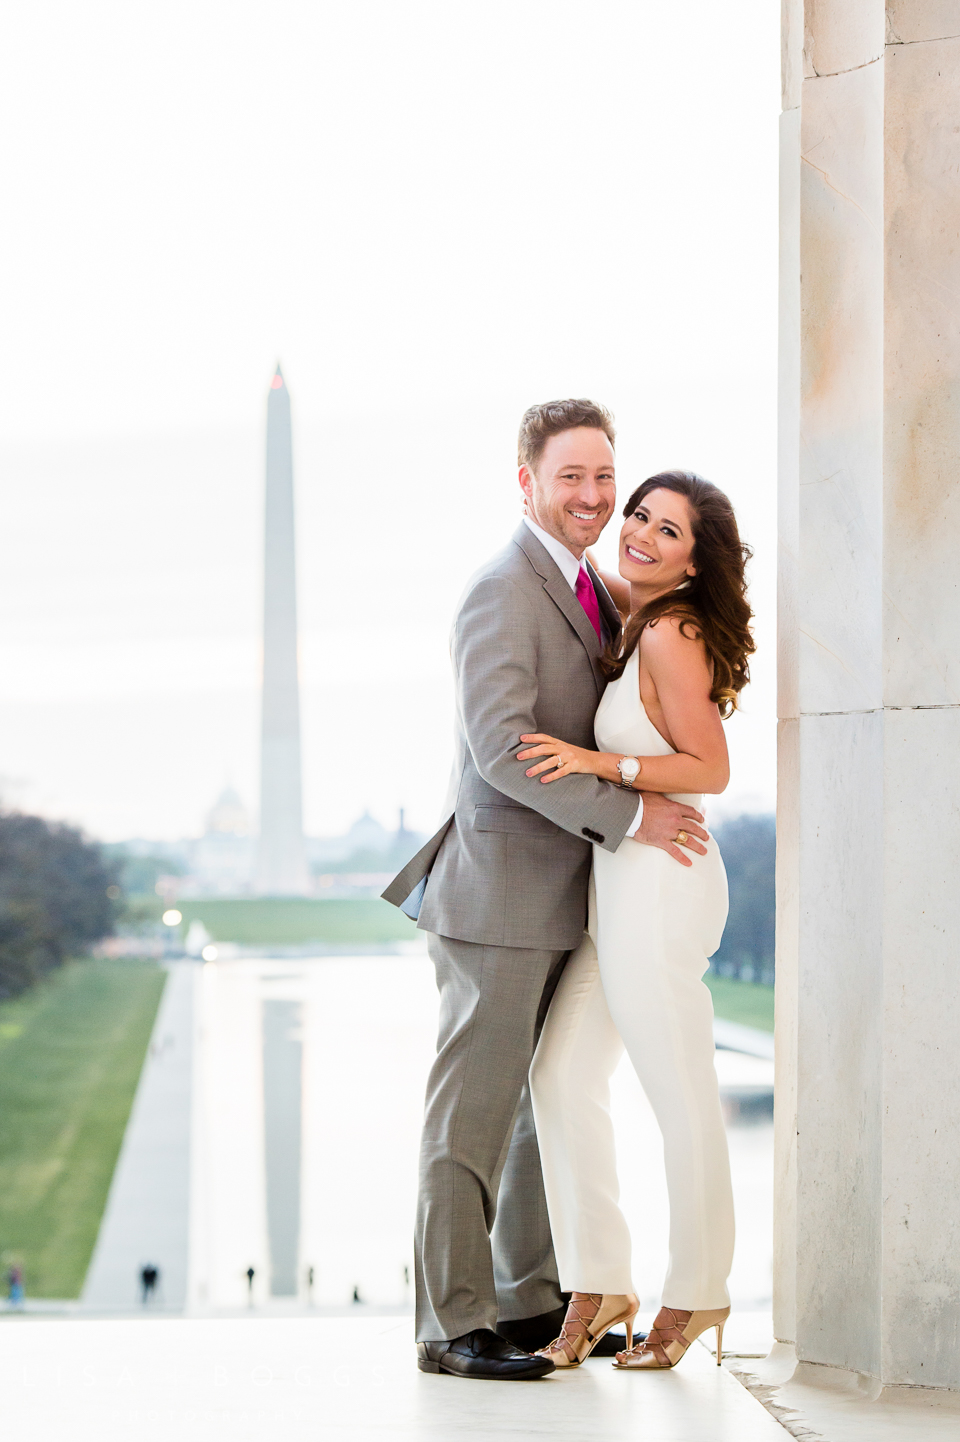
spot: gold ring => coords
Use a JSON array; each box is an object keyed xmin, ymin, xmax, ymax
[{"xmin": 676, "ymin": 831, "xmax": 688, "ymax": 845}]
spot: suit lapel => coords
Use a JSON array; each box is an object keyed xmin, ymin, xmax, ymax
[{"xmin": 513, "ymin": 524, "xmax": 605, "ymax": 695}]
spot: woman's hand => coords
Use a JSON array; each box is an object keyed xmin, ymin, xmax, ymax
[{"xmin": 517, "ymin": 734, "xmax": 606, "ymax": 783}]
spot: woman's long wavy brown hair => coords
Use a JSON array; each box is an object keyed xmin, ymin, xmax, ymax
[{"xmin": 600, "ymin": 471, "xmax": 755, "ymax": 717}]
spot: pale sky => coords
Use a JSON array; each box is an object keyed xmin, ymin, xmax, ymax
[{"xmin": 0, "ymin": 0, "xmax": 780, "ymax": 841}]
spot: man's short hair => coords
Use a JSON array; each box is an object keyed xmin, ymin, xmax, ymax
[{"xmin": 518, "ymin": 398, "xmax": 616, "ymax": 474}]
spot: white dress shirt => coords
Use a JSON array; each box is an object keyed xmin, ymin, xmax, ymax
[{"xmin": 523, "ymin": 517, "xmax": 643, "ymax": 837}]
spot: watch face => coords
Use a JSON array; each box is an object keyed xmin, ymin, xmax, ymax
[{"xmin": 620, "ymin": 758, "xmax": 640, "ymax": 780}]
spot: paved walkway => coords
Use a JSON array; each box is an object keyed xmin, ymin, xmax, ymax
[
  {"xmin": 0, "ymin": 1314, "xmax": 789, "ymax": 1441},
  {"xmin": 82, "ymin": 963, "xmax": 194, "ymax": 1311}
]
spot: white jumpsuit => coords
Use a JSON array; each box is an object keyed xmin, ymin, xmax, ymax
[{"xmin": 529, "ymin": 649, "xmax": 735, "ymax": 1309}]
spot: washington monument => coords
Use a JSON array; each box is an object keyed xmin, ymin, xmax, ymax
[{"xmin": 255, "ymin": 364, "xmax": 309, "ymax": 895}]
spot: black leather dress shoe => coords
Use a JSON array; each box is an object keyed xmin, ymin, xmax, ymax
[
  {"xmin": 417, "ymin": 1328, "xmax": 555, "ymax": 1379},
  {"xmin": 498, "ymin": 1306, "xmax": 646, "ymax": 1358},
  {"xmin": 496, "ymin": 1306, "xmax": 566, "ymax": 1354}
]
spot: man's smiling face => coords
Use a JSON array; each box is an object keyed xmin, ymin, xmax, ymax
[{"xmin": 519, "ymin": 427, "xmax": 616, "ymax": 557}]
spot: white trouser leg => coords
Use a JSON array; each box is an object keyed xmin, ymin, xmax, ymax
[
  {"xmin": 595, "ymin": 852, "xmax": 735, "ymax": 1311},
  {"xmin": 529, "ymin": 932, "xmax": 634, "ymax": 1294}
]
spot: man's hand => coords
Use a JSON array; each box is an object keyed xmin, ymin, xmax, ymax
[{"xmin": 631, "ymin": 791, "xmax": 709, "ymax": 867}]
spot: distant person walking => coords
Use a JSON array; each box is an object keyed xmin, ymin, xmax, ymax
[
  {"xmin": 7, "ymin": 1264, "xmax": 24, "ymax": 1307},
  {"xmin": 139, "ymin": 1264, "xmax": 159, "ymax": 1305}
]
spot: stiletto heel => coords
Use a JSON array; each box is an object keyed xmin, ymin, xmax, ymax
[
  {"xmin": 537, "ymin": 1293, "xmax": 640, "ymax": 1367},
  {"xmin": 614, "ymin": 1305, "xmax": 730, "ymax": 1370}
]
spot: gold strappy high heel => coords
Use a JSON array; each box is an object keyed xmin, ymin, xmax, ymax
[
  {"xmin": 537, "ymin": 1292, "xmax": 640, "ymax": 1368},
  {"xmin": 614, "ymin": 1305, "xmax": 729, "ymax": 1370}
]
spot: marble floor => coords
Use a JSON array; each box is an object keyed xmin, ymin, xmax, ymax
[
  {"xmin": 0, "ymin": 1314, "xmax": 789, "ymax": 1442},
  {"xmin": 728, "ymin": 1345, "xmax": 960, "ymax": 1442}
]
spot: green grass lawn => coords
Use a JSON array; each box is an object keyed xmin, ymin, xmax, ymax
[
  {"xmin": 706, "ymin": 973, "xmax": 774, "ymax": 1032},
  {"xmin": 0, "ymin": 958, "xmax": 165, "ymax": 1298},
  {"xmin": 177, "ymin": 896, "xmax": 418, "ymax": 945}
]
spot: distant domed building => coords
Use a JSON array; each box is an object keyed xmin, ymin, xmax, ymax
[
  {"xmin": 190, "ymin": 787, "xmax": 256, "ymax": 895},
  {"xmin": 205, "ymin": 786, "xmax": 251, "ymax": 838},
  {"xmin": 342, "ymin": 810, "xmax": 393, "ymax": 855}
]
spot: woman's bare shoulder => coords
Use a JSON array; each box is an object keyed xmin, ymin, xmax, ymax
[
  {"xmin": 641, "ymin": 612, "xmax": 704, "ymax": 653},
  {"xmin": 640, "ymin": 614, "xmax": 711, "ymax": 689}
]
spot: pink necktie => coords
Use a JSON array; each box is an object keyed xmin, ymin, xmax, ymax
[{"xmin": 575, "ymin": 566, "xmax": 603, "ymax": 643}]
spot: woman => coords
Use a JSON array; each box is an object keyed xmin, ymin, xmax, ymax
[{"xmin": 518, "ymin": 471, "xmax": 754, "ymax": 1371}]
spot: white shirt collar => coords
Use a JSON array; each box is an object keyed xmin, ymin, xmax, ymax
[{"xmin": 523, "ymin": 516, "xmax": 584, "ymax": 592}]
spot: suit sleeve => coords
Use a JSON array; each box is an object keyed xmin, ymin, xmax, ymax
[{"xmin": 453, "ymin": 575, "xmax": 638, "ymax": 853}]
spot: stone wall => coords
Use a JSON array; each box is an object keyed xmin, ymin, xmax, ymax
[{"xmin": 777, "ymin": 0, "xmax": 960, "ymax": 1392}]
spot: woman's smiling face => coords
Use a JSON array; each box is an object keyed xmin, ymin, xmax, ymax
[{"xmin": 619, "ymin": 486, "xmax": 698, "ymax": 596}]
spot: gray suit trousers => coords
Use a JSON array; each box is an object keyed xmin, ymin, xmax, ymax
[{"xmin": 415, "ymin": 932, "xmax": 568, "ymax": 1342}]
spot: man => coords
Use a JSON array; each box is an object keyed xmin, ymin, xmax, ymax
[{"xmin": 384, "ymin": 399, "xmax": 708, "ymax": 1379}]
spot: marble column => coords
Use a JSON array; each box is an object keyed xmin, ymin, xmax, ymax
[
  {"xmin": 777, "ymin": 0, "xmax": 960, "ymax": 1393},
  {"xmin": 773, "ymin": 0, "xmax": 802, "ymax": 1352}
]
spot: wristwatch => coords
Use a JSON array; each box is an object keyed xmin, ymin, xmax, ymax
[{"xmin": 616, "ymin": 755, "xmax": 641, "ymax": 789}]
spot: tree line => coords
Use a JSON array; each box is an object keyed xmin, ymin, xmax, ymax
[
  {"xmin": 711, "ymin": 813, "xmax": 775, "ymax": 985},
  {"xmin": 0, "ymin": 812, "xmax": 117, "ymax": 998}
]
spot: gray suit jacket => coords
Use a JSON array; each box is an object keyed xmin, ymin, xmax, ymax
[{"xmin": 383, "ymin": 524, "xmax": 639, "ymax": 949}]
